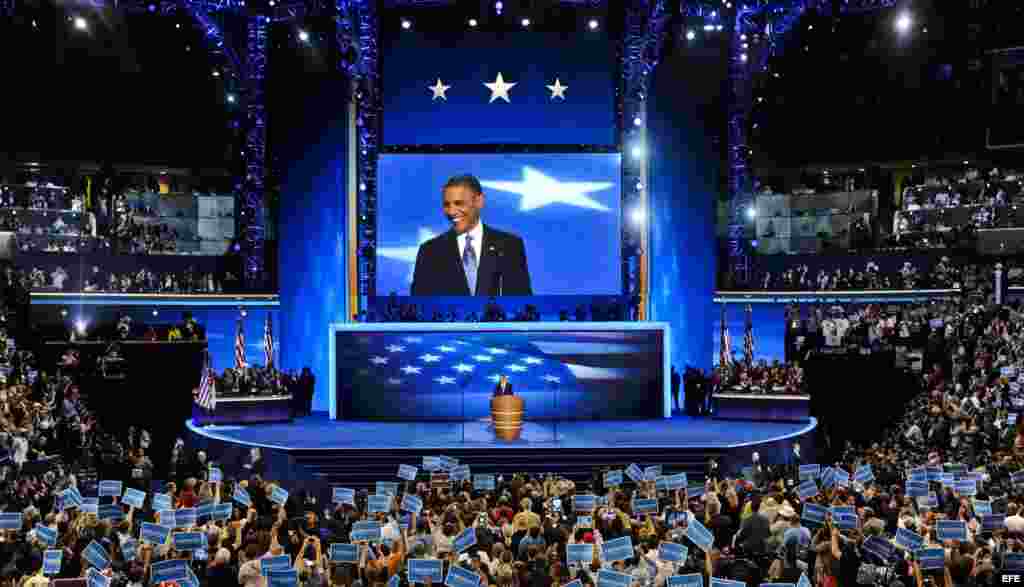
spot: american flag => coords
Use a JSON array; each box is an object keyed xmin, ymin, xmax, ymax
[
  {"xmin": 234, "ymin": 318, "xmax": 246, "ymax": 369},
  {"xmin": 196, "ymin": 352, "xmax": 216, "ymax": 410},
  {"xmin": 263, "ymin": 314, "xmax": 274, "ymax": 369},
  {"xmin": 719, "ymin": 304, "xmax": 732, "ymax": 368},
  {"xmin": 743, "ymin": 304, "xmax": 755, "ymax": 366}
]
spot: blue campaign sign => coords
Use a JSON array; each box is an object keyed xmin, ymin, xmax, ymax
[
  {"xmin": 645, "ymin": 466, "xmax": 662, "ymax": 481},
  {"xmin": 368, "ymin": 494, "xmax": 392, "ymax": 514},
  {"xmin": 633, "ymin": 498, "xmax": 659, "ymax": 515},
  {"xmin": 398, "ymin": 465, "xmax": 419, "ymax": 481},
  {"xmin": 1006, "ymin": 553, "xmax": 1024, "ymax": 570},
  {"xmin": 209, "ymin": 467, "xmax": 223, "ymax": 483},
  {"xmin": 446, "ymin": 564, "xmax": 482, "ymax": 587},
  {"xmin": 604, "ymin": 470, "xmax": 623, "ymax": 487},
  {"xmin": 270, "ymin": 486, "xmax": 290, "ymax": 505},
  {"xmin": 233, "ymin": 487, "xmax": 252, "ymax": 507},
  {"xmin": 955, "ymin": 480, "xmax": 977, "ymax": 496},
  {"xmin": 909, "ymin": 467, "xmax": 927, "ymax": 480},
  {"xmin": 917, "ymin": 548, "xmax": 945, "ymax": 570},
  {"xmin": 564, "ymin": 581, "xmax": 583, "ymax": 587},
  {"xmin": 863, "ymin": 536, "xmax": 895, "ymax": 562},
  {"xmin": 352, "ymin": 521, "xmax": 382, "ymax": 542},
  {"xmin": 854, "ymin": 465, "xmax": 875, "ymax": 484},
  {"xmin": 975, "ymin": 500, "xmax": 993, "ymax": 515},
  {"xmin": 658, "ymin": 542, "xmax": 687, "ymax": 563},
  {"xmin": 567, "ymin": 543, "xmax": 594, "ymax": 563},
  {"xmin": 473, "ymin": 475, "xmax": 495, "ymax": 491},
  {"xmin": 423, "ymin": 456, "xmax": 442, "ymax": 471},
  {"xmin": 598, "ymin": 570, "xmax": 633, "ymax": 587},
  {"xmin": 438, "ymin": 456, "xmax": 459, "ymax": 471},
  {"xmin": 402, "ymin": 494, "xmax": 424, "ymax": 514},
  {"xmin": 198, "ymin": 503, "xmax": 216, "ymax": 522},
  {"xmin": 686, "ymin": 518, "xmax": 714, "ymax": 552},
  {"xmin": 83, "ymin": 540, "xmax": 110, "ymax": 570},
  {"xmin": 151, "ymin": 559, "xmax": 188, "ymax": 584},
  {"xmin": 159, "ymin": 510, "xmax": 177, "ymax": 528},
  {"xmin": 834, "ymin": 514, "xmax": 857, "ymax": 530},
  {"xmin": 176, "ymin": 507, "xmax": 198, "ymax": 527},
  {"xmin": 82, "ymin": 497, "xmax": 99, "ymax": 515},
  {"xmin": 711, "ymin": 578, "xmax": 746, "ymax": 587},
  {"xmin": 626, "ymin": 464, "xmax": 644, "ymax": 483},
  {"xmin": 98, "ymin": 504, "xmax": 124, "ymax": 523},
  {"xmin": 451, "ymin": 465, "xmax": 471, "ymax": 482},
  {"xmin": 261, "ymin": 555, "xmax": 292, "ymax": 576},
  {"xmin": 334, "ymin": 487, "xmax": 356, "ymax": 505},
  {"xmin": 797, "ymin": 480, "xmax": 818, "ymax": 500},
  {"xmin": 577, "ymin": 516, "xmax": 593, "ymax": 528},
  {"xmin": 455, "ymin": 527, "xmax": 477, "ymax": 553},
  {"xmin": 121, "ymin": 488, "xmax": 145, "ymax": 509},
  {"xmin": 895, "ymin": 528, "xmax": 924, "ymax": 551},
  {"xmin": 688, "ymin": 486, "xmax": 705, "ymax": 499},
  {"xmin": 830, "ymin": 506, "xmax": 856, "ymax": 518},
  {"xmin": 331, "ymin": 543, "xmax": 359, "ymax": 563},
  {"xmin": 603, "ymin": 536, "xmax": 634, "ymax": 562},
  {"xmin": 121, "ymin": 538, "xmax": 138, "ymax": 563},
  {"xmin": 98, "ymin": 480, "xmax": 122, "ymax": 497},
  {"xmin": 938, "ymin": 473, "xmax": 954, "ymax": 487},
  {"xmin": 833, "ymin": 469, "xmax": 851, "ymax": 487},
  {"xmin": 946, "ymin": 463, "xmax": 967, "ymax": 475},
  {"xmin": 409, "ymin": 559, "xmax": 444, "ymax": 583},
  {"xmin": 173, "ymin": 531, "xmax": 205, "ymax": 551},
  {"xmin": 389, "ymin": 576, "xmax": 400, "ymax": 587},
  {"xmin": 799, "ymin": 464, "xmax": 820, "ymax": 481},
  {"xmin": 667, "ymin": 574, "xmax": 704, "ymax": 587},
  {"xmin": 43, "ymin": 550, "xmax": 62, "ymax": 575},
  {"xmin": 656, "ymin": 476, "xmax": 671, "ymax": 492},
  {"xmin": 936, "ymin": 520, "xmax": 967, "ymax": 541},
  {"xmin": 141, "ymin": 522, "xmax": 171, "ymax": 545},
  {"xmin": 268, "ymin": 569, "xmax": 299, "ymax": 587},
  {"xmin": 0, "ymin": 512, "xmax": 22, "ymax": 530},
  {"xmin": 926, "ymin": 466, "xmax": 944, "ymax": 482},
  {"xmin": 669, "ymin": 473, "xmax": 688, "ymax": 491},
  {"xmin": 906, "ymin": 481, "xmax": 929, "ymax": 498},
  {"xmin": 35, "ymin": 524, "xmax": 57, "ymax": 546},
  {"xmin": 376, "ymin": 482, "xmax": 400, "ymax": 497},
  {"xmin": 152, "ymin": 493, "xmax": 173, "ymax": 512},
  {"xmin": 87, "ymin": 567, "xmax": 111, "ymax": 587},
  {"xmin": 214, "ymin": 503, "xmax": 233, "ymax": 521},
  {"xmin": 982, "ymin": 514, "xmax": 1005, "ymax": 532},
  {"xmin": 575, "ymin": 494, "xmax": 596, "ymax": 512},
  {"xmin": 801, "ymin": 504, "xmax": 827, "ymax": 526}
]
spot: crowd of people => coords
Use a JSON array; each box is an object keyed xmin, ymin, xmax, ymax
[
  {"xmin": 755, "ymin": 257, "xmax": 963, "ymax": 292},
  {"xmin": 712, "ymin": 360, "xmax": 807, "ymax": 397}
]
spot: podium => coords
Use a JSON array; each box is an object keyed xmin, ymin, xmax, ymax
[{"xmin": 491, "ymin": 395, "xmax": 524, "ymax": 441}]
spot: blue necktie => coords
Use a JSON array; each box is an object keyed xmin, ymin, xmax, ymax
[{"xmin": 463, "ymin": 235, "xmax": 478, "ymax": 294}]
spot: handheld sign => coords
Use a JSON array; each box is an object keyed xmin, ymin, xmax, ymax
[
  {"xmin": 936, "ymin": 520, "xmax": 967, "ymax": 541},
  {"xmin": 376, "ymin": 482, "xmax": 399, "ymax": 497},
  {"xmin": 450, "ymin": 465, "xmax": 471, "ymax": 482},
  {"xmin": 906, "ymin": 481, "xmax": 929, "ymax": 498},
  {"xmin": 98, "ymin": 504, "xmax": 123, "ymax": 523},
  {"xmin": 567, "ymin": 543, "xmax": 594, "ymax": 563},
  {"xmin": 402, "ymin": 494, "xmax": 424, "ymax": 514},
  {"xmin": 260, "ymin": 555, "xmax": 291, "ymax": 576},
  {"xmin": 801, "ymin": 504, "xmax": 827, "ymax": 526},
  {"xmin": 833, "ymin": 513, "xmax": 857, "ymax": 530},
  {"xmin": 854, "ymin": 465, "xmax": 875, "ymax": 485},
  {"xmin": 656, "ymin": 476, "xmax": 671, "ymax": 493},
  {"xmin": 351, "ymin": 521, "xmax": 382, "ymax": 542},
  {"xmin": 626, "ymin": 464, "xmax": 644, "ymax": 484},
  {"xmin": 233, "ymin": 486, "xmax": 252, "ymax": 507},
  {"xmin": 141, "ymin": 522, "xmax": 172, "ymax": 545},
  {"xmin": 81, "ymin": 498, "xmax": 99, "ymax": 516},
  {"xmin": 926, "ymin": 466, "xmax": 943, "ymax": 482},
  {"xmin": 917, "ymin": 548, "xmax": 945, "ymax": 571},
  {"xmin": 43, "ymin": 550, "xmax": 62, "ymax": 575},
  {"xmin": 331, "ymin": 543, "xmax": 359, "ymax": 563},
  {"xmin": 333, "ymin": 487, "xmax": 356, "ymax": 505},
  {"xmin": 98, "ymin": 481, "xmax": 122, "ymax": 498},
  {"xmin": 268, "ymin": 569, "xmax": 299, "ymax": 587},
  {"xmin": 121, "ymin": 488, "xmax": 145, "ymax": 510},
  {"xmin": 797, "ymin": 480, "xmax": 818, "ymax": 500},
  {"xmin": 409, "ymin": 559, "xmax": 444, "ymax": 583},
  {"xmin": 422, "ymin": 456, "xmax": 442, "ymax": 472},
  {"xmin": 209, "ymin": 467, "xmax": 223, "ymax": 483},
  {"xmin": 160, "ymin": 508, "xmax": 178, "ymax": 528},
  {"xmin": 633, "ymin": 498, "xmax": 659, "ymax": 515},
  {"xmin": 667, "ymin": 575, "xmax": 704, "ymax": 587},
  {"xmin": 982, "ymin": 514, "xmax": 1005, "ymax": 532},
  {"xmin": 398, "ymin": 465, "xmax": 418, "ymax": 481},
  {"xmin": 438, "ymin": 456, "xmax": 459, "ymax": 470},
  {"xmin": 974, "ymin": 500, "xmax": 993, "ymax": 516},
  {"xmin": 577, "ymin": 516, "xmax": 593, "ymax": 528},
  {"xmin": 0, "ymin": 512, "xmax": 22, "ymax": 530},
  {"xmin": 368, "ymin": 495, "xmax": 392, "ymax": 514},
  {"xmin": 711, "ymin": 578, "xmax": 746, "ymax": 587},
  {"xmin": 1006, "ymin": 553, "xmax": 1024, "ymax": 570},
  {"xmin": 152, "ymin": 492, "xmax": 173, "ymax": 512},
  {"xmin": 602, "ymin": 536, "xmax": 634, "ymax": 562},
  {"xmin": 658, "ymin": 542, "xmax": 687, "ymax": 563},
  {"xmin": 598, "ymin": 570, "xmax": 633, "ymax": 587},
  {"xmin": 173, "ymin": 531, "xmax": 205, "ymax": 552},
  {"xmin": 150, "ymin": 559, "xmax": 188, "ymax": 584},
  {"xmin": 565, "ymin": 581, "xmax": 583, "ymax": 587},
  {"xmin": 176, "ymin": 507, "xmax": 198, "ymax": 528},
  {"xmin": 87, "ymin": 567, "xmax": 111, "ymax": 587},
  {"xmin": 270, "ymin": 486, "xmax": 289, "ymax": 506},
  {"xmin": 575, "ymin": 494, "xmax": 596, "ymax": 512},
  {"xmin": 35, "ymin": 524, "xmax": 57, "ymax": 546},
  {"xmin": 473, "ymin": 475, "xmax": 495, "ymax": 491},
  {"xmin": 895, "ymin": 528, "xmax": 924, "ymax": 551},
  {"xmin": 955, "ymin": 479, "xmax": 977, "ymax": 496},
  {"xmin": 605, "ymin": 470, "xmax": 623, "ymax": 487},
  {"xmin": 799, "ymin": 464, "xmax": 820, "ymax": 481},
  {"xmin": 445, "ymin": 564, "xmax": 481, "ymax": 587},
  {"xmin": 121, "ymin": 538, "xmax": 138, "ymax": 563},
  {"xmin": 454, "ymin": 527, "xmax": 477, "ymax": 553},
  {"xmin": 686, "ymin": 518, "xmax": 714, "ymax": 552},
  {"xmin": 863, "ymin": 536, "xmax": 895, "ymax": 562},
  {"xmin": 645, "ymin": 465, "xmax": 662, "ymax": 481},
  {"xmin": 213, "ymin": 503, "xmax": 233, "ymax": 521},
  {"xmin": 83, "ymin": 540, "xmax": 110, "ymax": 570}
]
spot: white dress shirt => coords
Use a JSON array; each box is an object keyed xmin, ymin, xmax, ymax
[{"xmin": 456, "ymin": 221, "xmax": 484, "ymax": 273}]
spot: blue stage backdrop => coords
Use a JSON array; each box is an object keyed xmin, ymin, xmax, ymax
[
  {"xmin": 274, "ymin": 76, "xmax": 351, "ymax": 412},
  {"xmin": 376, "ymin": 153, "xmax": 622, "ymax": 296},
  {"xmin": 381, "ymin": 32, "xmax": 616, "ymax": 145},
  {"xmin": 647, "ymin": 46, "xmax": 721, "ymax": 372},
  {"xmin": 711, "ymin": 303, "xmax": 788, "ymax": 366},
  {"xmin": 330, "ymin": 323, "xmax": 669, "ymax": 421}
]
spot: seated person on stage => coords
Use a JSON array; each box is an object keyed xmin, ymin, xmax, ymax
[{"xmin": 493, "ymin": 374, "xmax": 513, "ymax": 397}]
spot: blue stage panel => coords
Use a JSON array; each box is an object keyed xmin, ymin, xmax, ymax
[{"xmin": 328, "ymin": 322, "xmax": 670, "ymax": 420}]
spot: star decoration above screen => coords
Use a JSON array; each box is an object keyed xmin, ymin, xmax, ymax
[{"xmin": 484, "ymin": 73, "xmax": 517, "ymax": 103}]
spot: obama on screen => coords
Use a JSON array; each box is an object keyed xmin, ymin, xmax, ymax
[{"xmin": 411, "ymin": 174, "xmax": 532, "ymax": 296}]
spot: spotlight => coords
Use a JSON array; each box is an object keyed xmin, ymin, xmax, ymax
[
  {"xmin": 268, "ymin": 0, "xmax": 274, "ymax": 5},
  {"xmin": 298, "ymin": 29, "xmax": 309, "ymax": 42},
  {"xmin": 60, "ymin": 309, "xmax": 68, "ymax": 318},
  {"xmin": 716, "ymin": 24, "xmax": 723, "ymax": 31},
  {"xmin": 741, "ymin": 53, "xmax": 748, "ymax": 62},
  {"xmin": 895, "ymin": 12, "xmax": 912, "ymax": 34},
  {"xmin": 630, "ymin": 207, "xmax": 646, "ymax": 227},
  {"xmin": 740, "ymin": 34, "xmax": 747, "ymax": 41},
  {"xmin": 630, "ymin": 144, "xmax": 645, "ymax": 160},
  {"xmin": 468, "ymin": 18, "xmax": 478, "ymax": 27},
  {"xmin": 746, "ymin": 207, "xmax": 757, "ymax": 219},
  {"xmin": 686, "ymin": 29, "xmax": 695, "ymax": 40},
  {"xmin": 401, "ymin": 18, "xmax": 411, "ymax": 29},
  {"xmin": 711, "ymin": 10, "xmax": 716, "ymax": 17},
  {"xmin": 963, "ymin": 160, "xmax": 969, "ymax": 165},
  {"xmin": 212, "ymin": 70, "xmax": 220, "ymax": 77},
  {"xmin": 152, "ymin": 309, "xmax": 159, "ymax": 317},
  {"xmin": 588, "ymin": 18, "xmax": 599, "ymax": 31},
  {"xmin": 175, "ymin": 22, "xmax": 181, "ymax": 29},
  {"xmin": 521, "ymin": 18, "xmax": 530, "ymax": 27},
  {"xmin": 703, "ymin": 24, "xmax": 714, "ymax": 31},
  {"xmin": 75, "ymin": 319, "xmax": 87, "ymax": 336},
  {"xmin": 633, "ymin": 116, "xmax": 643, "ymax": 127},
  {"xmin": 73, "ymin": 16, "xmax": 88, "ymax": 31},
  {"xmin": 226, "ymin": 93, "xmax": 236, "ymax": 103},
  {"xmin": 359, "ymin": 182, "xmax": 367, "ymax": 191},
  {"xmin": 636, "ymin": 182, "xmax": 644, "ymax": 191},
  {"xmin": 241, "ymin": 309, "xmax": 248, "ymax": 317},
  {"xmin": 494, "ymin": 1, "xmax": 502, "ymax": 13}
]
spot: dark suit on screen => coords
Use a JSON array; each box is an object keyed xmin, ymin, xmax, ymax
[
  {"xmin": 493, "ymin": 380, "xmax": 514, "ymax": 397},
  {"xmin": 411, "ymin": 225, "xmax": 532, "ymax": 296}
]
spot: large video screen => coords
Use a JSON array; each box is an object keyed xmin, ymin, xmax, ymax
[
  {"xmin": 331, "ymin": 325, "xmax": 667, "ymax": 421},
  {"xmin": 376, "ymin": 153, "xmax": 622, "ymax": 296}
]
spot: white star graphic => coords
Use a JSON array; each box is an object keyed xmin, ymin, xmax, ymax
[
  {"xmin": 481, "ymin": 167, "xmax": 612, "ymax": 213},
  {"xmin": 420, "ymin": 354, "xmax": 442, "ymax": 363},
  {"xmin": 435, "ymin": 376, "xmax": 456, "ymax": 385},
  {"xmin": 472, "ymin": 355, "xmax": 494, "ymax": 362},
  {"xmin": 487, "ymin": 348, "xmax": 508, "ymax": 355},
  {"xmin": 400, "ymin": 365, "xmax": 422, "ymax": 375},
  {"xmin": 453, "ymin": 363, "xmax": 475, "ymax": 373},
  {"xmin": 386, "ymin": 345, "xmax": 406, "ymax": 353},
  {"xmin": 437, "ymin": 345, "xmax": 457, "ymax": 353},
  {"xmin": 428, "ymin": 78, "xmax": 451, "ymax": 101},
  {"xmin": 378, "ymin": 228, "xmax": 438, "ymax": 286},
  {"xmin": 484, "ymin": 72, "xmax": 517, "ymax": 103},
  {"xmin": 542, "ymin": 375, "xmax": 561, "ymax": 383},
  {"xmin": 370, "ymin": 356, "xmax": 389, "ymax": 365},
  {"xmin": 387, "ymin": 378, "xmax": 403, "ymax": 385},
  {"xmin": 506, "ymin": 364, "xmax": 527, "ymax": 372},
  {"xmin": 403, "ymin": 337, "xmax": 423, "ymax": 343},
  {"xmin": 546, "ymin": 78, "xmax": 568, "ymax": 99},
  {"xmin": 523, "ymin": 357, "xmax": 543, "ymax": 365},
  {"xmin": 453, "ymin": 341, "xmax": 470, "ymax": 346}
]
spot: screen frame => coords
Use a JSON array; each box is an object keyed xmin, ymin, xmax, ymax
[{"xmin": 328, "ymin": 320, "xmax": 671, "ymax": 420}]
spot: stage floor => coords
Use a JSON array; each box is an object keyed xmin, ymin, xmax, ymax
[{"xmin": 186, "ymin": 413, "xmax": 816, "ymax": 451}]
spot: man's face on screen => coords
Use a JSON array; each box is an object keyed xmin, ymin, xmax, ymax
[{"xmin": 442, "ymin": 185, "xmax": 483, "ymax": 235}]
